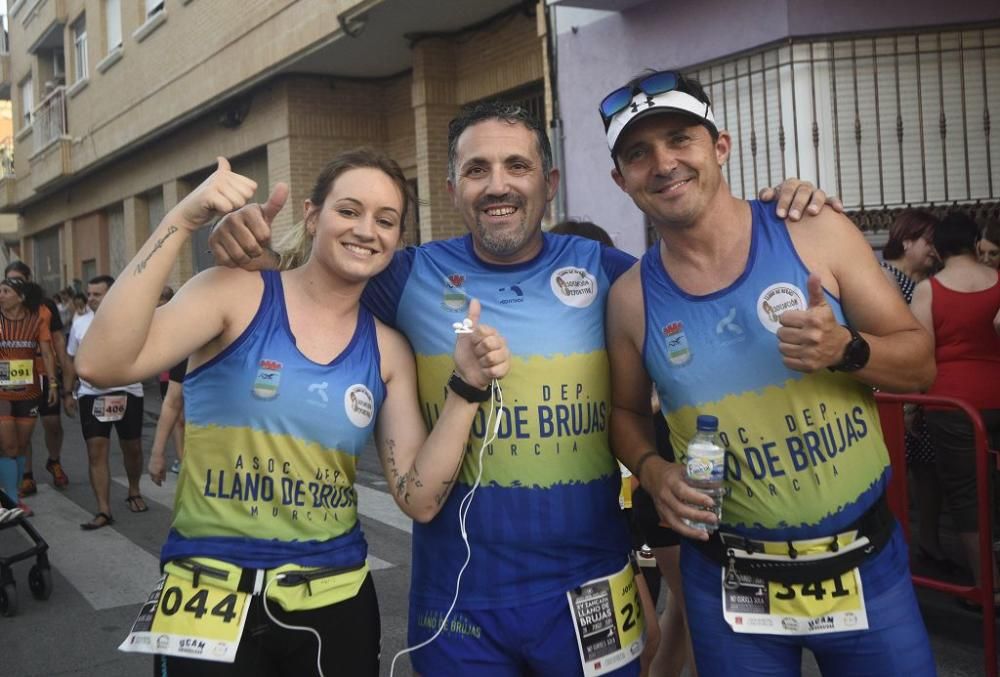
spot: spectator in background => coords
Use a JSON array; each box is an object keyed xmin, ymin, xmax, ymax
[
  {"xmin": 149, "ymin": 359, "xmax": 186, "ymax": 483},
  {"xmin": 152, "ymin": 287, "xmax": 186, "ymax": 476},
  {"xmin": 56, "ymin": 287, "xmax": 75, "ymax": 328},
  {"xmin": 911, "ymin": 211, "xmax": 1000, "ymax": 610},
  {"xmin": 71, "ymin": 293, "xmax": 88, "ymax": 322},
  {"xmin": 879, "ymin": 210, "xmax": 952, "ymax": 570},
  {"xmin": 549, "ymin": 219, "xmax": 616, "ymax": 247},
  {"xmin": 978, "ymin": 219, "xmax": 1000, "ymax": 270}
]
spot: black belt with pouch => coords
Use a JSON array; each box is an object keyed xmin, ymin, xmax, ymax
[{"xmin": 691, "ymin": 492, "xmax": 896, "ymax": 586}]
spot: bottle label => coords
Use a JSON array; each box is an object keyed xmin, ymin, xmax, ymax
[{"xmin": 686, "ymin": 456, "xmax": 724, "ymax": 482}]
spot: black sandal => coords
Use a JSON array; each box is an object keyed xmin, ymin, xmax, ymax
[
  {"xmin": 125, "ymin": 495, "xmax": 149, "ymax": 513},
  {"xmin": 80, "ymin": 512, "xmax": 114, "ymax": 530}
]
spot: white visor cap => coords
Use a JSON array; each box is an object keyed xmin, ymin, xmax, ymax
[{"xmin": 606, "ymin": 89, "xmax": 718, "ymax": 153}]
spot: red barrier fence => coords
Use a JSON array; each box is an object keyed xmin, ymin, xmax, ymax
[{"xmin": 876, "ymin": 393, "xmax": 997, "ymax": 677}]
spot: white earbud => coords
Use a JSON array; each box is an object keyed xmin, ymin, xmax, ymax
[{"xmin": 452, "ymin": 318, "xmax": 474, "ymax": 334}]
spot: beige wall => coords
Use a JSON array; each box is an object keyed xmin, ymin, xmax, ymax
[
  {"xmin": 70, "ymin": 211, "xmax": 107, "ymax": 279},
  {"xmin": 5, "ymin": 2, "xmax": 545, "ymax": 288}
]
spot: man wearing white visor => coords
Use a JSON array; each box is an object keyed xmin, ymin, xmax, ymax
[{"xmin": 605, "ymin": 70, "xmax": 938, "ymax": 676}]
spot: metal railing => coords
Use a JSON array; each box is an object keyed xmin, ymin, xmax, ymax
[
  {"xmin": 32, "ymin": 84, "xmax": 67, "ymax": 154},
  {"xmin": 688, "ymin": 25, "xmax": 1000, "ymax": 220},
  {"xmin": 876, "ymin": 393, "xmax": 997, "ymax": 677}
]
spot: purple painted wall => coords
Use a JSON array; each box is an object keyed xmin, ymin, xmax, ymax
[{"xmin": 555, "ymin": 0, "xmax": 1000, "ymax": 256}]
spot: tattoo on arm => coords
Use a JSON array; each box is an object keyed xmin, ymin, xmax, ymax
[
  {"xmin": 434, "ymin": 479, "xmax": 454, "ymax": 507},
  {"xmin": 135, "ymin": 226, "xmax": 179, "ymax": 275}
]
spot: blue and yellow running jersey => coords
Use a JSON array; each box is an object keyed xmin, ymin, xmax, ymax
[
  {"xmin": 161, "ymin": 270, "xmax": 385, "ymax": 569},
  {"xmin": 364, "ymin": 233, "xmax": 634, "ymax": 608},
  {"xmin": 641, "ymin": 201, "xmax": 890, "ymax": 541}
]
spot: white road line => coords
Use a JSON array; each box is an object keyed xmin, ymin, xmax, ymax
[
  {"xmin": 355, "ymin": 485, "xmax": 413, "ymax": 535},
  {"xmin": 16, "ymin": 485, "xmax": 161, "ymax": 611},
  {"xmin": 112, "ymin": 478, "xmax": 404, "ymax": 570}
]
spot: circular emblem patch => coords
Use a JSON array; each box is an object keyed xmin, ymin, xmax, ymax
[
  {"xmin": 756, "ymin": 283, "xmax": 806, "ymax": 333},
  {"xmin": 550, "ymin": 266, "xmax": 598, "ymax": 308},
  {"xmin": 344, "ymin": 384, "xmax": 375, "ymax": 428}
]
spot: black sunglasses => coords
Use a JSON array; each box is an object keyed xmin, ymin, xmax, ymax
[{"xmin": 599, "ymin": 70, "xmax": 703, "ymax": 129}]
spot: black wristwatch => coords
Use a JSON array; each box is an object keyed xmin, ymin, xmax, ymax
[
  {"xmin": 829, "ymin": 324, "xmax": 870, "ymax": 372},
  {"xmin": 447, "ymin": 372, "xmax": 493, "ymax": 403}
]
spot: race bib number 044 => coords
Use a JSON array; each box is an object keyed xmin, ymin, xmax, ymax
[
  {"xmin": 566, "ymin": 561, "xmax": 646, "ymax": 676},
  {"xmin": 119, "ymin": 573, "xmax": 251, "ymax": 663},
  {"xmin": 722, "ymin": 568, "xmax": 869, "ymax": 635}
]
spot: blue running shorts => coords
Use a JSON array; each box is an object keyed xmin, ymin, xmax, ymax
[
  {"xmin": 407, "ymin": 590, "xmax": 642, "ymax": 677},
  {"xmin": 680, "ymin": 526, "xmax": 937, "ymax": 676}
]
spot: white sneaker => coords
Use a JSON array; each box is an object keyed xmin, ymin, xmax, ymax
[
  {"xmin": 0, "ymin": 506, "xmax": 24, "ymax": 524},
  {"xmin": 170, "ymin": 460, "xmax": 181, "ymax": 474}
]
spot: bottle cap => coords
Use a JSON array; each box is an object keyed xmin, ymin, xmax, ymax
[{"xmin": 696, "ymin": 414, "xmax": 719, "ymax": 431}]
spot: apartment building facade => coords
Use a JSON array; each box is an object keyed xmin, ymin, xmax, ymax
[
  {"xmin": 0, "ymin": 0, "xmax": 548, "ymax": 292},
  {"xmin": 549, "ymin": 0, "xmax": 1000, "ymax": 256}
]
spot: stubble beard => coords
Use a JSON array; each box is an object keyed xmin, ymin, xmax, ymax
[{"xmin": 472, "ymin": 213, "xmax": 534, "ymax": 259}]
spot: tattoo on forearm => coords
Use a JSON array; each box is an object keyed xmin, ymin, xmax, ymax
[
  {"xmin": 434, "ymin": 478, "xmax": 454, "ymax": 506},
  {"xmin": 135, "ymin": 226, "xmax": 179, "ymax": 275}
]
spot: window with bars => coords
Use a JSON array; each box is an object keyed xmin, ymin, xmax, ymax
[{"xmin": 688, "ymin": 26, "xmax": 1000, "ymax": 212}]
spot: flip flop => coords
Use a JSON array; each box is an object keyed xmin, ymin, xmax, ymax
[
  {"xmin": 125, "ymin": 495, "xmax": 149, "ymax": 513},
  {"xmin": 81, "ymin": 512, "xmax": 114, "ymax": 530}
]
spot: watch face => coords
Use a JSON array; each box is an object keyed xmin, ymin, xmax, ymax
[{"xmin": 837, "ymin": 327, "xmax": 870, "ymax": 372}]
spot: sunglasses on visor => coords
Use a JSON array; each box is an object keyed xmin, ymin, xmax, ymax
[{"xmin": 599, "ymin": 70, "xmax": 704, "ymax": 128}]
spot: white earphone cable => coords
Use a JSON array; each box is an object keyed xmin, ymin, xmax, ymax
[{"xmin": 389, "ymin": 378, "xmax": 504, "ymax": 677}]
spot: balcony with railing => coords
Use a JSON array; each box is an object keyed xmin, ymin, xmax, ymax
[
  {"xmin": 20, "ymin": 0, "xmax": 66, "ymax": 56},
  {"xmin": 28, "ymin": 84, "xmax": 71, "ymax": 190},
  {"xmin": 0, "ymin": 136, "xmax": 15, "ymax": 210}
]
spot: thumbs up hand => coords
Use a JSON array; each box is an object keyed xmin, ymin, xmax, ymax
[
  {"xmin": 208, "ymin": 181, "xmax": 289, "ymax": 270},
  {"xmin": 776, "ymin": 274, "xmax": 852, "ymax": 373},
  {"xmin": 176, "ymin": 157, "xmax": 259, "ymax": 233},
  {"xmin": 453, "ymin": 299, "xmax": 511, "ymax": 389}
]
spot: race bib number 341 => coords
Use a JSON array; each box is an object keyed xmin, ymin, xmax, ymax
[
  {"xmin": 722, "ymin": 568, "xmax": 869, "ymax": 635},
  {"xmin": 119, "ymin": 573, "xmax": 251, "ymax": 663}
]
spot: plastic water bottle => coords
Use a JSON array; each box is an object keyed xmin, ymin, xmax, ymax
[{"xmin": 683, "ymin": 415, "xmax": 725, "ymax": 533}]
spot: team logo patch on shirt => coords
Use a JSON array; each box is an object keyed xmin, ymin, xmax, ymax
[
  {"xmin": 252, "ymin": 359, "xmax": 282, "ymax": 399},
  {"xmin": 345, "ymin": 384, "xmax": 375, "ymax": 428},
  {"xmin": 756, "ymin": 283, "xmax": 806, "ymax": 333},
  {"xmin": 550, "ymin": 267, "xmax": 597, "ymax": 308},
  {"xmin": 442, "ymin": 273, "xmax": 469, "ymax": 312},
  {"xmin": 663, "ymin": 322, "xmax": 692, "ymax": 366}
]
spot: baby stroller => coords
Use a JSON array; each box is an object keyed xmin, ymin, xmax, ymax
[{"xmin": 0, "ymin": 488, "xmax": 52, "ymax": 616}]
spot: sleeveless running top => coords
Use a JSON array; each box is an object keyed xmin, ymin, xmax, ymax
[
  {"xmin": 364, "ymin": 233, "xmax": 634, "ymax": 608},
  {"xmin": 927, "ymin": 272, "xmax": 1000, "ymax": 410},
  {"xmin": 0, "ymin": 309, "xmax": 48, "ymax": 401},
  {"xmin": 162, "ymin": 270, "xmax": 386, "ymax": 569},
  {"xmin": 641, "ymin": 201, "xmax": 890, "ymax": 541}
]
